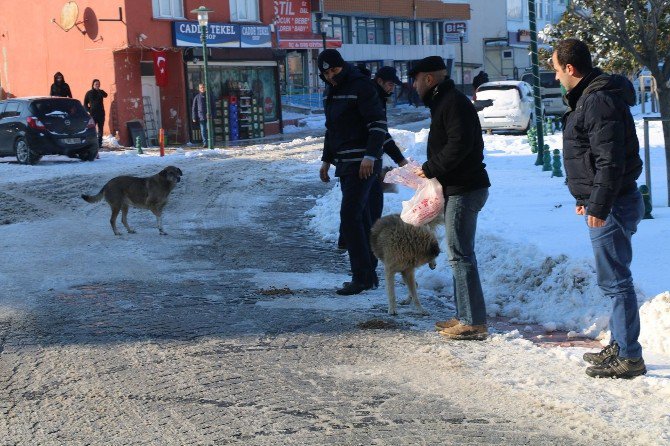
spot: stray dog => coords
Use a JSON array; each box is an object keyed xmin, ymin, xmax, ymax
[
  {"xmin": 82, "ymin": 166, "xmax": 183, "ymax": 235},
  {"xmin": 370, "ymin": 214, "xmax": 440, "ymax": 315}
]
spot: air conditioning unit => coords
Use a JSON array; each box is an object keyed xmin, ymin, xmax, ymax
[{"xmin": 502, "ymin": 49, "xmax": 513, "ymax": 59}]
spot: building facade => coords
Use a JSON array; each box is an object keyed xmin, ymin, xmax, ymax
[{"xmin": 0, "ymin": 0, "xmax": 283, "ymax": 146}]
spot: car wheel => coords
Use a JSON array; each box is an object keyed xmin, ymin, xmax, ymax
[
  {"xmin": 15, "ymin": 137, "xmax": 41, "ymax": 165},
  {"xmin": 79, "ymin": 146, "xmax": 98, "ymax": 162}
]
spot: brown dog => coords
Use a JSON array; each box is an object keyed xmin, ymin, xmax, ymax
[{"xmin": 82, "ymin": 166, "xmax": 183, "ymax": 235}]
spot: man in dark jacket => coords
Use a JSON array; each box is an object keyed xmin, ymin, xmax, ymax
[
  {"xmin": 192, "ymin": 83, "xmax": 214, "ymax": 148},
  {"xmin": 84, "ymin": 79, "xmax": 108, "ymax": 147},
  {"xmin": 411, "ymin": 56, "xmax": 491, "ymax": 341},
  {"xmin": 50, "ymin": 72, "xmax": 72, "ymax": 98},
  {"xmin": 552, "ymin": 39, "xmax": 646, "ymax": 379},
  {"xmin": 318, "ymin": 49, "xmax": 387, "ymax": 295},
  {"xmin": 472, "ymin": 70, "xmax": 489, "ymax": 92}
]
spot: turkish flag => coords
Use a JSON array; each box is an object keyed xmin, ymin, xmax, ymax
[{"xmin": 153, "ymin": 50, "xmax": 168, "ymax": 87}]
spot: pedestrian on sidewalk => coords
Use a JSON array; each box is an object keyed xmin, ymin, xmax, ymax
[
  {"xmin": 551, "ymin": 38, "xmax": 646, "ymax": 379},
  {"xmin": 317, "ymin": 49, "xmax": 387, "ymax": 295},
  {"xmin": 411, "ymin": 56, "xmax": 491, "ymax": 341},
  {"xmin": 50, "ymin": 72, "xmax": 72, "ymax": 98},
  {"xmin": 83, "ymin": 79, "xmax": 108, "ymax": 148},
  {"xmin": 192, "ymin": 83, "xmax": 213, "ymax": 148}
]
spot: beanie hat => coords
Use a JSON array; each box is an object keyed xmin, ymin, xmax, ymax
[
  {"xmin": 317, "ymin": 49, "xmax": 345, "ymax": 73},
  {"xmin": 408, "ymin": 56, "xmax": 447, "ymax": 77}
]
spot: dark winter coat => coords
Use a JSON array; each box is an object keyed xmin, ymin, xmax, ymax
[
  {"xmin": 50, "ymin": 72, "xmax": 72, "ymax": 98},
  {"xmin": 374, "ymin": 82, "xmax": 405, "ymax": 165},
  {"xmin": 321, "ymin": 64, "xmax": 387, "ymax": 177},
  {"xmin": 472, "ymin": 71, "xmax": 489, "ymax": 91},
  {"xmin": 191, "ymin": 92, "xmax": 215, "ymax": 121},
  {"xmin": 562, "ymin": 68, "xmax": 642, "ymax": 220},
  {"xmin": 84, "ymin": 87, "xmax": 108, "ymax": 119},
  {"xmin": 421, "ymin": 78, "xmax": 490, "ymax": 196}
]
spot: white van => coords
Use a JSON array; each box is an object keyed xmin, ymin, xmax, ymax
[{"xmin": 520, "ymin": 70, "xmax": 567, "ymax": 116}]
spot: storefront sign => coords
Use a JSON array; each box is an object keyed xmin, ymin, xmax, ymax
[
  {"xmin": 517, "ymin": 30, "xmax": 531, "ymax": 43},
  {"xmin": 443, "ymin": 21, "xmax": 468, "ymax": 43},
  {"xmin": 173, "ymin": 21, "xmax": 240, "ymax": 48},
  {"xmin": 277, "ymin": 34, "xmax": 342, "ymax": 49},
  {"xmin": 240, "ymin": 25, "xmax": 272, "ymax": 48},
  {"xmin": 274, "ymin": 0, "xmax": 311, "ymax": 35}
]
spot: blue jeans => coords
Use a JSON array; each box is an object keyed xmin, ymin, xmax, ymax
[
  {"xmin": 444, "ymin": 188, "xmax": 489, "ymax": 325},
  {"xmin": 587, "ymin": 190, "xmax": 644, "ymax": 358},
  {"xmin": 199, "ymin": 120, "xmax": 208, "ymax": 145},
  {"xmin": 340, "ymin": 173, "xmax": 378, "ymax": 285}
]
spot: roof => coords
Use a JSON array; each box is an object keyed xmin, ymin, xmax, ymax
[{"xmin": 478, "ymin": 80, "xmax": 528, "ymax": 88}]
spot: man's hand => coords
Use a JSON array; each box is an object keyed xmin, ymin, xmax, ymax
[
  {"xmin": 415, "ymin": 167, "xmax": 427, "ymax": 178},
  {"xmin": 319, "ymin": 162, "xmax": 331, "ymax": 183},
  {"xmin": 587, "ymin": 215, "xmax": 606, "ymax": 228},
  {"xmin": 193, "ymin": 119, "xmax": 197, "ymax": 123},
  {"xmin": 359, "ymin": 158, "xmax": 374, "ymax": 179},
  {"xmin": 575, "ymin": 205, "xmax": 585, "ymax": 215}
]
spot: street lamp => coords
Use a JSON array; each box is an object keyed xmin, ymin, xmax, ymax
[
  {"xmin": 191, "ymin": 5, "xmax": 214, "ymax": 150},
  {"xmin": 316, "ymin": 13, "xmax": 330, "ymax": 49},
  {"xmin": 458, "ymin": 29, "xmax": 465, "ymax": 93}
]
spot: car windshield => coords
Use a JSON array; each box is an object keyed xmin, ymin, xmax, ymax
[
  {"xmin": 31, "ymin": 99, "xmax": 88, "ymax": 119},
  {"xmin": 477, "ymin": 85, "xmax": 522, "ymax": 99},
  {"xmin": 522, "ymin": 72, "xmax": 560, "ymax": 89}
]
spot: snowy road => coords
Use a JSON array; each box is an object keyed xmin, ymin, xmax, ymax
[{"xmin": 0, "ymin": 135, "xmax": 668, "ymax": 445}]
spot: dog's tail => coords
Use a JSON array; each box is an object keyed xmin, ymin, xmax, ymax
[{"xmin": 81, "ymin": 187, "xmax": 104, "ymax": 204}]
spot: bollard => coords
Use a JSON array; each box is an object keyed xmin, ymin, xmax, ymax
[
  {"xmin": 136, "ymin": 136, "xmax": 143, "ymax": 154},
  {"xmin": 528, "ymin": 126, "xmax": 537, "ymax": 153},
  {"xmin": 639, "ymin": 185, "xmax": 653, "ymax": 219},
  {"xmin": 542, "ymin": 145, "xmax": 552, "ymax": 171},
  {"xmin": 159, "ymin": 128, "xmax": 165, "ymax": 157},
  {"xmin": 551, "ymin": 149, "xmax": 563, "ymax": 177}
]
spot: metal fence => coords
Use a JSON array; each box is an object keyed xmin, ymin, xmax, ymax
[{"xmin": 281, "ymin": 84, "xmax": 325, "ymax": 111}]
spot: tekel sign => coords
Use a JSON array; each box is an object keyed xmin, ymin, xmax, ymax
[{"xmin": 173, "ymin": 21, "xmax": 240, "ymax": 47}]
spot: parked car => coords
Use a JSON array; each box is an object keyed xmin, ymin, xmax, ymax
[
  {"xmin": 474, "ymin": 80, "xmax": 544, "ymax": 133},
  {"xmin": 0, "ymin": 97, "xmax": 98, "ymax": 165},
  {"xmin": 520, "ymin": 70, "xmax": 567, "ymax": 116}
]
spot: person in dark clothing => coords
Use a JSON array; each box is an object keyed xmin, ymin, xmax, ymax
[
  {"xmin": 552, "ymin": 39, "xmax": 646, "ymax": 379},
  {"xmin": 337, "ymin": 66, "xmax": 408, "ymax": 252},
  {"xmin": 50, "ymin": 72, "xmax": 72, "ymax": 98},
  {"xmin": 317, "ymin": 49, "xmax": 388, "ymax": 296},
  {"xmin": 83, "ymin": 79, "xmax": 108, "ymax": 148},
  {"xmin": 472, "ymin": 70, "xmax": 489, "ymax": 91},
  {"xmin": 411, "ymin": 56, "xmax": 491, "ymax": 341},
  {"xmin": 191, "ymin": 83, "xmax": 214, "ymax": 148}
]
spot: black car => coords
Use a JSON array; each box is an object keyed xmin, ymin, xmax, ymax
[{"xmin": 0, "ymin": 97, "xmax": 99, "ymax": 164}]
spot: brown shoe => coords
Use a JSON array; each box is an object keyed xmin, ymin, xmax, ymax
[
  {"xmin": 438, "ymin": 323, "xmax": 488, "ymax": 340},
  {"xmin": 435, "ymin": 318, "xmax": 460, "ymax": 331}
]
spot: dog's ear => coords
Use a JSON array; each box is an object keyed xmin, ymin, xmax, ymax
[
  {"xmin": 176, "ymin": 167, "xmax": 183, "ymax": 176},
  {"xmin": 159, "ymin": 168, "xmax": 168, "ymax": 178}
]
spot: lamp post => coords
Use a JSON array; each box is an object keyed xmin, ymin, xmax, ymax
[
  {"xmin": 191, "ymin": 6, "xmax": 214, "ymax": 150},
  {"xmin": 458, "ymin": 29, "xmax": 465, "ymax": 93},
  {"xmin": 316, "ymin": 13, "xmax": 330, "ymax": 49}
]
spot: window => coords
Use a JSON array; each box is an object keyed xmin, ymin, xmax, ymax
[
  {"xmin": 393, "ymin": 21, "xmax": 415, "ymax": 45},
  {"xmin": 421, "ymin": 22, "xmax": 437, "ymax": 45},
  {"xmin": 151, "ymin": 0, "xmax": 184, "ymax": 19},
  {"xmin": 328, "ymin": 16, "xmax": 351, "ymax": 44},
  {"xmin": 230, "ymin": 0, "xmax": 259, "ymax": 22},
  {"xmin": 355, "ymin": 18, "xmax": 387, "ymax": 44}
]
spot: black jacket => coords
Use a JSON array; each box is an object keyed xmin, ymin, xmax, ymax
[
  {"xmin": 422, "ymin": 78, "xmax": 490, "ymax": 196},
  {"xmin": 50, "ymin": 72, "xmax": 72, "ymax": 98},
  {"xmin": 374, "ymin": 82, "xmax": 406, "ymax": 165},
  {"xmin": 321, "ymin": 64, "xmax": 387, "ymax": 177},
  {"xmin": 562, "ymin": 68, "xmax": 642, "ymax": 220},
  {"xmin": 84, "ymin": 88, "xmax": 108, "ymax": 119}
]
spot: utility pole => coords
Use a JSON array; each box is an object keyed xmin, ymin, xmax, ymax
[{"xmin": 528, "ymin": 0, "xmax": 544, "ymax": 166}]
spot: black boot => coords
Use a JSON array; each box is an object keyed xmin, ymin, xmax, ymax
[
  {"xmin": 336, "ymin": 282, "xmax": 371, "ymax": 296},
  {"xmin": 585, "ymin": 356, "xmax": 647, "ymax": 379},
  {"xmin": 583, "ymin": 342, "xmax": 619, "ymax": 365}
]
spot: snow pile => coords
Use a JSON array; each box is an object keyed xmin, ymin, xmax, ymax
[{"xmin": 639, "ymin": 292, "xmax": 670, "ymax": 355}]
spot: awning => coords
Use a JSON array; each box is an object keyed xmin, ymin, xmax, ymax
[{"xmin": 277, "ymin": 33, "xmax": 342, "ymax": 49}]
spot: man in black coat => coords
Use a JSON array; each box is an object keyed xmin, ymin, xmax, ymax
[
  {"xmin": 84, "ymin": 79, "xmax": 108, "ymax": 148},
  {"xmin": 552, "ymin": 39, "xmax": 646, "ymax": 379},
  {"xmin": 318, "ymin": 49, "xmax": 387, "ymax": 295},
  {"xmin": 411, "ymin": 56, "xmax": 491, "ymax": 340},
  {"xmin": 472, "ymin": 70, "xmax": 489, "ymax": 91},
  {"xmin": 192, "ymin": 83, "xmax": 214, "ymax": 148},
  {"xmin": 50, "ymin": 72, "xmax": 72, "ymax": 98}
]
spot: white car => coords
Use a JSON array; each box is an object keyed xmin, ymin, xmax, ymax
[{"xmin": 474, "ymin": 80, "xmax": 544, "ymax": 133}]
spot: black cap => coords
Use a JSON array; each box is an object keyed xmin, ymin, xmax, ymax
[
  {"xmin": 408, "ymin": 56, "xmax": 447, "ymax": 77},
  {"xmin": 317, "ymin": 49, "xmax": 345, "ymax": 73},
  {"xmin": 375, "ymin": 66, "xmax": 402, "ymax": 85}
]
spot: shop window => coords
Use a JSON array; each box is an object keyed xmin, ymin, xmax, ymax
[
  {"xmin": 328, "ymin": 16, "xmax": 351, "ymax": 44},
  {"xmin": 393, "ymin": 21, "xmax": 415, "ymax": 45},
  {"xmin": 421, "ymin": 22, "xmax": 437, "ymax": 45},
  {"xmin": 151, "ymin": 0, "xmax": 184, "ymax": 19},
  {"xmin": 230, "ymin": 0, "xmax": 259, "ymax": 22},
  {"xmin": 355, "ymin": 18, "xmax": 387, "ymax": 45}
]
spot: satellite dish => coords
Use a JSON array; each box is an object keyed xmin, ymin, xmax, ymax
[{"xmin": 59, "ymin": 1, "xmax": 79, "ymax": 31}]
